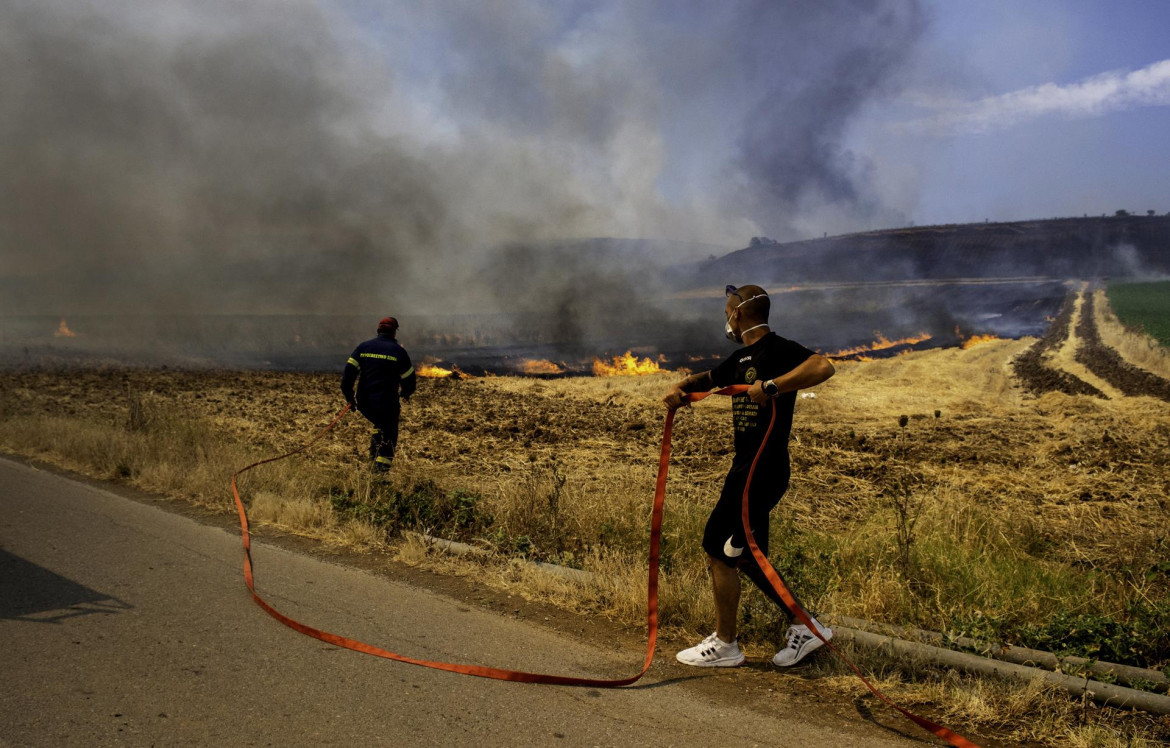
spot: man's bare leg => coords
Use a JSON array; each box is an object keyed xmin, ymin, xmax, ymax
[{"xmin": 709, "ymin": 556, "xmax": 741, "ymax": 643}]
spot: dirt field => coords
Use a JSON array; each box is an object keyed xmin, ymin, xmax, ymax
[
  {"xmin": 3, "ymin": 304, "xmax": 1169, "ymax": 744},
  {"xmin": 1016, "ymin": 284, "xmax": 1170, "ymax": 404},
  {"xmin": 1012, "ymin": 289, "xmax": 1106, "ymax": 398},
  {"xmin": 1078, "ymin": 291, "xmax": 1170, "ymax": 401}
]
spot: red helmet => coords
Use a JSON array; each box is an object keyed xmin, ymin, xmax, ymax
[{"xmin": 377, "ymin": 317, "xmax": 399, "ymax": 334}]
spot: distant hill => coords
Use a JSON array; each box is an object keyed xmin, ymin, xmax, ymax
[{"xmin": 678, "ymin": 215, "xmax": 1170, "ymax": 287}]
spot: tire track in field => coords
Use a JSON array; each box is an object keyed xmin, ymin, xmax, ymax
[
  {"xmin": 1011, "ymin": 289, "xmax": 1106, "ymax": 398},
  {"xmin": 1050, "ymin": 287, "xmax": 1123, "ymax": 399},
  {"xmin": 1075, "ymin": 290, "xmax": 1170, "ymax": 402}
]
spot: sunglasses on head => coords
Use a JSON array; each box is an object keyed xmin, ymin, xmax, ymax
[{"xmin": 726, "ymin": 285, "xmax": 768, "ymax": 310}]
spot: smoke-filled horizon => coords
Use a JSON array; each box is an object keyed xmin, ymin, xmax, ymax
[{"xmin": 1, "ymin": 0, "xmax": 927, "ymax": 319}]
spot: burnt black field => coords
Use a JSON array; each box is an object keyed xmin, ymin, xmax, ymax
[
  {"xmin": 4, "ymin": 214, "xmax": 1167, "ymax": 373},
  {"xmin": 0, "ymin": 279, "xmax": 1066, "ymax": 372}
]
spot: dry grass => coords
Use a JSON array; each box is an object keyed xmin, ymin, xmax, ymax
[
  {"xmin": 2, "ymin": 347, "xmax": 1169, "ymax": 744},
  {"xmin": 1095, "ymin": 288, "xmax": 1170, "ymax": 380}
]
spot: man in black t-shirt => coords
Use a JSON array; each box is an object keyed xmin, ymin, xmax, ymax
[{"xmin": 664, "ymin": 284, "xmax": 836, "ymax": 668}]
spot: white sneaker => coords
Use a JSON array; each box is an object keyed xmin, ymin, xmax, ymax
[
  {"xmin": 676, "ymin": 632, "xmax": 745, "ymax": 667},
  {"xmin": 772, "ymin": 620, "xmax": 833, "ymax": 667}
]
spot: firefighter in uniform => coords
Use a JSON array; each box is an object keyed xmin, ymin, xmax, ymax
[{"xmin": 341, "ymin": 317, "xmax": 416, "ymax": 472}]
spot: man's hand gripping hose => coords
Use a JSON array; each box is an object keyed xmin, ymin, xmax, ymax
[{"xmin": 229, "ymin": 393, "xmax": 977, "ymax": 745}]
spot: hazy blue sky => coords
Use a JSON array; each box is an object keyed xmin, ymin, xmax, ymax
[{"xmin": 868, "ymin": 0, "xmax": 1170, "ymax": 226}]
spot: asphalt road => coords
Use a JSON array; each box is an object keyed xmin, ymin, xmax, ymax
[{"xmin": 0, "ymin": 457, "xmax": 917, "ymax": 747}]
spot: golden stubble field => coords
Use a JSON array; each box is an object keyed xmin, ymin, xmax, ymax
[
  {"xmin": 3, "ymin": 339, "xmax": 1167, "ymax": 629},
  {"xmin": 3, "ymin": 334, "xmax": 1169, "ymax": 744}
]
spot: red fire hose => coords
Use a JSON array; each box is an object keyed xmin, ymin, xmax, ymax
[{"xmin": 229, "ymin": 387, "xmax": 976, "ymax": 745}]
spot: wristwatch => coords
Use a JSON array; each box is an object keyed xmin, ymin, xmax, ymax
[{"xmin": 761, "ymin": 379, "xmax": 778, "ymax": 397}]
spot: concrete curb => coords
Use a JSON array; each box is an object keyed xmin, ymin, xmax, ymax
[
  {"xmin": 834, "ymin": 627, "xmax": 1170, "ymax": 716},
  {"xmin": 405, "ymin": 531, "xmax": 488, "ymax": 558},
  {"xmin": 830, "ymin": 614, "xmax": 1168, "ymax": 693},
  {"xmin": 407, "ymin": 531, "xmax": 1170, "ymax": 714}
]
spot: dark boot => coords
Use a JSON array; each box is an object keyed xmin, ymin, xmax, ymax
[{"xmin": 371, "ymin": 428, "xmax": 395, "ymax": 473}]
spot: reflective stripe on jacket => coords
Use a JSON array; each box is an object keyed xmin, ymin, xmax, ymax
[{"xmin": 340, "ymin": 334, "xmax": 416, "ymax": 405}]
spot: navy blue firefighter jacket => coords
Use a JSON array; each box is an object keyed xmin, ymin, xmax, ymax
[{"xmin": 340, "ymin": 333, "xmax": 416, "ymax": 410}]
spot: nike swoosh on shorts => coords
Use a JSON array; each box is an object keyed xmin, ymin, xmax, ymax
[{"xmin": 724, "ymin": 536, "xmax": 744, "ymax": 558}]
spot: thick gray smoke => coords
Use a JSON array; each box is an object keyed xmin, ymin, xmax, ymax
[
  {"xmin": 1, "ymin": 0, "xmax": 926, "ymax": 327},
  {"xmin": 1, "ymin": 0, "xmax": 449, "ymax": 315},
  {"xmin": 727, "ymin": 2, "xmax": 928, "ymax": 235}
]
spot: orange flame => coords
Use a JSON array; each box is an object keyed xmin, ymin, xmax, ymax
[
  {"xmin": 960, "ymin": 333, "xmax": 1001, "ymax": 349},
  {"xmin": 592, "ymin": 351, "xmax": 666, "ymax": 377},
  {"xmin": 520, "ymin": 359, "xmax": 564, "ymax": 375},
  {"xmin": 54, "ymin": 318, "xmax": 77, "ymax": 338},
  {"xmin": 826, "ymin": 331, "xmax": 931, "ymax": 359},
  {"xmin": 954, "ymin": 326, "xmax": 1001, "ymax": 349},
  {"xmin": 417, "ymin": 358, "xmax": 480, "ymax": 379},
  {"xmin": 960, "ymin": 336, "xmax": 997, "ymax": 349},
  {"xmin": 417, "ymin": 364, "xmax": 455, "ymax": 378}
]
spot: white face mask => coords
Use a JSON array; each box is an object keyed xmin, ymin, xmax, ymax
[{"xmin": 725, "ymin": 295, "xmax": 768, "ymax": 343}]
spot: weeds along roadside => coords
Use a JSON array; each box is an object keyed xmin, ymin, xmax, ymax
[{"xmin": 1, "ymin": 362, "xmax": 1168, "ymax": 744}]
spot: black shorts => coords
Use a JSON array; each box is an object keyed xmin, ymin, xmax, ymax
[{"xmin": 702, "ymin": 463, "xmax": 790, "ymax": 566}]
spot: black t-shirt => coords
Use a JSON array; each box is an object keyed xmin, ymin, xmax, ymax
[{"xmin": 710, "ymin": 332, "xmax": 816, "ymax": 468}]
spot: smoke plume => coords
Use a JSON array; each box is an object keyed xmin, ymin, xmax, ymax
[{"xmin": 1, "ymin": 0, "xmax": 926, "ymax": 325}]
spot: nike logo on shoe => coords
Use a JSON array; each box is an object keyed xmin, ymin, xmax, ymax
[{"xmin": 724, "ymin": 536, "xmax": 744, "ymax": 558}]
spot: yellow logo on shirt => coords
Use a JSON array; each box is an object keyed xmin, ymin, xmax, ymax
[{"xmin": 744, "ymin": 367, "xmax": 757, "ymax": 384}]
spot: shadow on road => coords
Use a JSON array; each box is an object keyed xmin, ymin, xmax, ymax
[
  {"xmin": 853, "ymin": 695, "xmax": 933, "ymax": 744},
  {"xmin": 0, "ymin": 548, "xmax": 131, "ymax": 623},
  {"xmin": 625, "ymin": 674, "xmax": 708, "ymax": 690}
]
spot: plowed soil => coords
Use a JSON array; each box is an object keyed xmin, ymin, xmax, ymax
[
  {"xmin": 1011, "ymin": 291, "xmax": 1105, "ymax": 398},
  {"xmin": 1077, "ymin": 292, "xmax": 1170, "ymax": 401}
]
